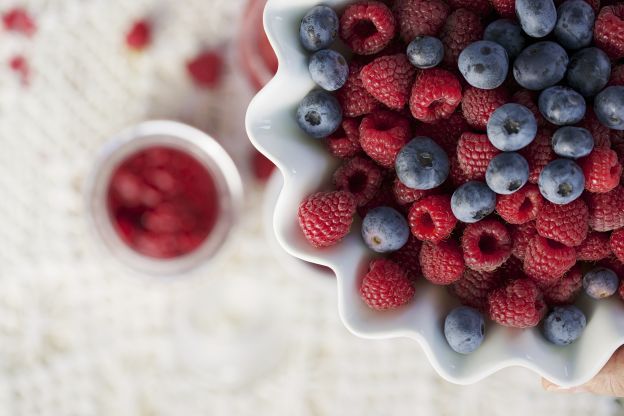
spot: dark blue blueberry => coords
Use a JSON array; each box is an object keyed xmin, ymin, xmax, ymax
[
  {"xmin": 361, "ymin": 206, "xmax": 409, "ymax": 253},
  {"xmin": 395, "ymin": 137, "xmax": 449, "ymax": 190},
  {"xmin": 487, "ymin": 103, "xmax": 537, "ymax": 151},
  {"xmin": 513, "ymin": 41, "xmax": 569, "ymax": 90},
  {"xmin": 551, "ymin": 126, "xmax": 594, "ymax": 159},
  {"xmin": 308, "ymin": 49, "xmax": 348, "ymax": 91},
  {"xmin": 515, "ymin": 0, "xmax": 557, "ymax": 38},
  {"xmin": 538, "ymin": 159, "xmax": 585, "ymax": 204},
  {"xmin": 458, "ymin": 41, "xmax": 509, "ymax": 90},
  {"xmin": 296, "ymin": 89, "xmax": 342, "ymax": 138},
  {"xmin": 566, "ymin": 48, "xmax": 611, "ymax": 97},
  {"xmin": 483, "ymin": 19, "xmax": 526, "ymax": 59},
  {"xmin": 594, "ymin": 86, "xmax": 624, "ymax": 130},
  {"xmin": 486, "ymin": 152, "xmax": 530, "ymax": 195},
  {"xmin": 451, "ymin": 181, "xmax": 497, "ymax": 223},
  {"xmin": 583, "ymin": 267, "xmax": 619, "ymax": 299},
  {"xmin": 554, "ymin": 0, "xmax": 595, "ymax": 50},
  {"xmin": 299, "ymin": 5, "xmax": 339, "ymax": 51},
  {"xmin": 406, "ymin": 36, "xmax": 444, "ymax": 69},
  {"xmin": 538, "ymin": 86, "xmax": 586, "ymax": 126},
  {"xmin": 543, "ymin": 306, "xmax": 586, "ymax": 346},
  {"xmin": 444, "ymin": 306, "xmax": 485, "ymax": 354}
]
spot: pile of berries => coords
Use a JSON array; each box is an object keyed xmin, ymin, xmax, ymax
[{"xmin": 294, "ymin": 0, "xmax": 624, "ymax": 353}]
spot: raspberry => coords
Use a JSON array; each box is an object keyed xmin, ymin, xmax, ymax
[
  {"xmin": 586, "ymin": 185, "xmax": 624, "ymax": 231},
  {"xmin": 409, "ymin": 68, "xmax": 462, "ymax": 123},
  {"xmin": 496, "ymin": 184, "xmax": 543, "ymax": 224},
  {"xmin": 125, "ymin": 19, "xmax": 151, "ymax": 50},
  {"xmin": 609, "ymin": 64, "xmax": 624, "ymax": 87},
  {"xmin": 523, "ymin": 235, "xmax": 577, "ymax": 284},
  {"xmin": 393, "ymin": 0, "xmax": 450, "ymax": 42},
  {"xmin": 340, "ymin": 1, "xmax": 396, "ymax": 55},
  {"xmin": 594, "ymin": 5, "xmax": 624, "ymax": 60},
  {"xmin": 326, "ymin": 118, "xmax": 362, "ymax": 158},
  {"xmin": 578, "ymin": 148, "xmax": 622, "ymax": 194},
  {"xmin": 601, "ymin": 256, "xmax": 624, "ymax": 280},
  {"xmin": 389, "ymin": 235, "xmax": 422, "ymax": 279},
  {"xmin": 187, "ymin": 50, "xmax": 223, "ymax": 89},
  {"xmin": 576, "ymin": 231, "xmax": 612, "ymax": 261},
  {"xmin": 510, "ymin": 222, "xmax": 537, "ymax": 260},
  {"xmin": 337, "ymin": 61, "xmax": 382, "ymax": 117},
  {"xmin": 512, "ymin": 89, "xmax": 548, "ymax": 127},
  {"xmin": 489, "ymin": 0, "xmax": 515, "ymax": 18},
  {"xmin": 539, "ymin": 265, "xmax": 583, "ymax": 306},
  {"xmin": 414, "ymin": 111, "xmax": 469, "ymax": 154},
  {"xmin": 449, "ymin": 269, "xmax": 502, "ymax": 312},
  {"xmin": 298, "ymin": 191, "xmax": 356, "ymax": 248},
  {"xmin": 2, "ymin": 8, "xmax": 36, "ymax": 36},
  {"xmin": 520, "ymin": 128, "xmax": 555, "ymax": 184},
  {"xmin": 440, "ymin": 9, "xmax": 484, "ymax": 68},
  {"xmin": 360, "ymin": 259, "xmax": 415, "ymax": 310},
  {"xmin": 358, "ymin": 179, "xmax": 402, "ymax": 217},
  {"xmin": 461, "ymin": 219, "xmax": 512, "ymax": 272},
  {"xmin": 408, "ymin": 194, "xmax": 457, "ymax": 242},
  {"xmin": 456, "ymin": 132, "xmax": 500, "ymax": 181},
  {"xmin": 360, "ymin": 54, "xmax": 417, "ymax": 109},
  {"xmin": 359, "ymin": 110, "xmax": 410, "ymax": 168},
  {"xmin": 535, "ymin": 199, "xmax": 589, "ymax": 247},
  {"xmin": 419, "ymin": 240, "xmax": 465, "ymax": 285},
  {"xmin": 447, "ymin": 0, "xmax": 492, "ymax": 14},
  {"xmin": 333, "ymin": 156, "xmax": 383, "ymax": 207},
  {"xmin": 461, "ymin": 86, "xmax": 509, "ymax": 131},
  {"xmin": 496, "ymin": 255, "xmax": 525, "ymax": 280},
  {"xmin": 578, "ymin": 108, "xmax": 612, "ymax": 149},
  {"xmin": 488, "ymin": 278, "xmax": 546, "ymax": 328},
  {"xmin": 610, "ymin": 228, "xmax": 624, "ymax": 263},
  {"xmin": 449, "ymin": 155, "xmax": 471, "ymax": 186},
  {"xmin": 392, "ymin": 177, "xmax": 430, "ymax": 205}
]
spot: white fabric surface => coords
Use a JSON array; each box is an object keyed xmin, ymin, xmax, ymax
[{"xmin": 0, "ymin": 0, "xmax": 622, "ymax": 414}]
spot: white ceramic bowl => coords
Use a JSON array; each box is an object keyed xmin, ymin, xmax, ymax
[{"xmin": 245, "ymin": 0, "xmax": 624, "ymax": 386}]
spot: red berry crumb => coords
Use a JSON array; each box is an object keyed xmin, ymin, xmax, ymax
[
  {"xmin": 125, "ymin": 19, "xmax": 152, "ymax": 50},
  {"xmin": 2, "ymin": 8, "xmax": 36, "ymax": 36},
  {"xmin": 456, "ymin": 132, "xmax": 500, "ymax": 181},
  {"xmin": 340, "ymin": 1, "xmax": 396, "ymax": 55},
  {"xmin": 326, "ymin": 118, "xmax": 362, "ymax": 158},
  {"xmin": 390, "ymin": 235, "xmax": 423, "ymax": 280},
  {"xmin": 586, "ymin": 185, "xmax": 624, "ymax": 231},
  {"xmin": 461, "ymin": 86, "xmax": 509, "ymax": 131},
  {"xmin": 187, "ymin": 50, "xmax": 223, "ymax": 89},
  {"xmin": 409, "ymin": 69, "xmax": 462, "ymax": 123},
  {"xmin": 337, "ymin": 61, "xmax": 382, "ymax": 118},
  {"xmin": 333, "ymin": 156, "xmax": 383, "ymax": 207},
  {"xmin": 449, "ymin": 269, "xmax": 502, "ymax": 312},
  {"xmin": 419, "ymin": 240, "xmax": 465, "ymax": 285},
  {"xmin": 523, "ymin": 235, "xmax": 577, "ymax": 284},
  {"xmin": 393, "ymin": 0, "xmax": 450, "ymax": 42},
  {"xmin": 610, "ymin": 228, "xmax": 624, "ymax": 263},
  {"xmin": 593, "ymin": 4, "xmax": 624, "ymax": 60},
  {"xmin": 496, "ymin": 184, "xmax": 543, "ymax": 225},
  {"xmin": 359, "ymin": 110, "xmax": 410, "ymax": 168},
  {"xmin": 488, "ymin": 278, "xmax": 546, "ymax": 328},
  {"xmin": 298, "ymin": 191, "xmax": 356, "ymax": 248},
  {"xmin": 440, "ymin": 8, "xmax": 484, "ymax": 68},
  {"xmin": 576, "ymin": 231, "xmax": 612, "ymax": 261},
  {"xmin": 578, "ymin": 148, "xmax": 622, "ymax": 194},
  {"xmin": 535, "ymin": 199, "xmax": 589, "ymax": 247},
  {"xmin": 461, "ymin": 219, "xmax": 512, "ymax": 272},
  {"xmin": 360, "ymin": 259, "xmax": 415, "ymax": 310},
  {"xmin": 540, "ymin": 265, "xmax": 583, "ymax": 306},
  {"xmin": 408, "ymin": 194, "xmax": 457, "ymax": 243},
  {"xmin": 510, "ymin": 222, "xmax": 537, "ymax": 260},
  {"xmin": 360, "ymin": 54, "xmax": 416, "ymax": 110}
]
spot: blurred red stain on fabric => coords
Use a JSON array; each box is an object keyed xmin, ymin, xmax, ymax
[
  {"xmin": 9, "ymin": 55, "xmax": 30, "ymax": 86},
  {"xmin": 186, "ymin": 51, "xmax": 223, "ymax": 89},
  {"xmin": 125, "ymin": 19, "xmax": 152, "ymax": 50},
  {"xmin": 3, "ymin": 8, "xmax": 36, "ymax": 36}
]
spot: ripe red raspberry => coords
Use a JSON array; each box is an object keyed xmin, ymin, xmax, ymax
[
  {"xmin": 593, "ymin": 5, "xmax": 624, "ymax": 60},
  {"xmin": 496, "ymin": 184, "xmax": 543, "ymax": 224},
  {"xmin": 449, "ymin": 269, "xmax": 502, "ymax": 312},
  {"xmin": 409, "ymin": 69, "xmax": 462, "ymax": 123},
  {"xmin": 359, "ymin": 110, "xmax": 410, "ymax": 168},
  {"xmin": 360, "ymin": 54, "xmax": 417, "ymax": 109},
  {"xmin": 488, "ymin": 278, "xmax": 546, "ymax": 328},
  {"xmin": 358, "ymin": 178, "xmax": 403, "ymax": 217},
  {"xmin": 511, "ymin": 222, "xmax": 537, "ymax": 260},
  {"xmin": 535, "ymin": 199, "xmax": 589, "ymax": 247},
  {"xmin": 393, "ymin": 177, "xmax": 430, "ymax": 205},
  {"xmin": 333, "ymin": 156, "xmax": 383, "ymax": 207},
  {"xmin": 601, "ymin": 256, "xmax": 624, "ymax": 280},
  {"xmin": 393, "ymin": 0, "xmax": 450, "ymax": 42},
  {"xmin": 489, "ymin": 0, "xmax": 515, "ymax": 18},
  {"xmin": 496, "ymin": 255, "xmax": 525, "ymax": 280},
  {"xmin": 462, "ymin": 86, "xmax": 509, "ymax": 131},
  {"xmin": 187, "ymin": 51, "xmax": 223, "ymax": 89},
  {"xmin": 440, "ymin": 9, "xmax": 484, "ymax": 68},
  {"xmin": 340, "ymin": 1, "xmax": 396, "ymax": 55},
  {"xmin": 512, "ymin": 89, "xmax": 548, "ymax": 127},
  {"xmin": 390, "ymin": 235, "xmax": 422, "ymax": 280},
  {"xmin": 414, "ymin": 111, "xmax": 469, "ymax": 154},
  {"xmin": 586, "ymin": 185, "xmax": 624, "ymax": 231},
  {"xmin": 610, "ymin": 228, "xmax": 624, "ymax": 263},
  {"xmin": 456, "ymin": 132, "xmax": 500, "ymax": 181},
  {"xmin": 447, "ymin": 0, "xmax": 492, "ymax": 14},
  {"xmin": 360, "ymin": 259, "xmax": 415, "ymax": 310},
  {"xmin": 577, "ymin": 231, "xmax": 612, "ymax": 261},
  {"xmin": 539, "ymin": 265, "xmax": 583, "ymax": 306},
  {"xmin": 523, "ymin": 235, "xmax": 577, "ymax": 284},
  {"xmin": 578, "ymin": 108, "xmax": 612, "ymax": 149},
  {"xmin": 461, "ymin": 219, "xmax": 512, "ymax": 272},
  {"xmin": 609, "ymin": 64, "xmax": 624, "ymax": 86},
  {"xmin": 521, "ymin": 128, "xmax": 555, "ymax": 184},
  {"xmin": 337, "ymin": 61, "xmax": 382, "ymax": 118},
  {"xmin": 449, "ymin": 155, "xmax": 471, "ymax": 187},
  {"xmin": 578, "ymin": 148, "xmax": 622, "ymax": 194},
  {"xmin": 326, "ymin": 118, "xmax": 362, "ymax": 158},
  {"xmin": 298, "ymin": 191, "xmax": 356, "ymax": 248},
  {"xmin": 408, "ymin": 194, "xmax": 457, "ymax": 243},
  {"xmin": 420, "ymin": 240, "xmax": 465, "ymax": 285},
  {"xmin": 125, "ymin": 19, "xmax": 152, "ymax": 50}
]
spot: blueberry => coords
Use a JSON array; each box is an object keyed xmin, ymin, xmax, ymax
[
  {"xmin": 361, "ymin": 206, "xmax": 409, "ymax": 253},
  {"xmin": 487, "ymin": 103, "xmax": 537, "ymax": 151},
  {"xmin": 566, "ymin": 48, "xmax": 611, "ymax": 97},
  {"xmin": 406, "ymin": 36, "xmax": 444, "ymax": 69},
  {"xmin": 458, "ymin": 40, "xmax": 509, "ymax": 90},
  {"xmin": 554, "ymin": 0, "xmax": 595, "ymax": 50},
  {"xmin": 543, "ymin": 306, "xmax": 586, "ymax": 346},
  {"xmin": 299, "ymin": 5, "xmax": 339, "ymax": 51},
  {"xmin": 296, "ymin": 89, "xmax": 342, "ymax": 138},
  {"xmin": 538, "ymin": 86, "xmax": 586, "ymax": 126},
  {"xmin": 551, "ymin": 126, "xmax": 594, "ymax": 159},
  {"xmin": 486, "ymin": 152, "xmax": 529, "ymax": 195},
  {"xmin": 395, "ymin": 137, "xmax": 449, "ymax": 190},
  {"xmin": 308, "ymin": 49, "xmax": 348, "ymax": 91},
  {"xmin": 451, "ymin": 181, "xmax": 497, "ymax": 223},
  {"xmin": 583, "ymin": 267, "xmax": 619, "ymax": 299},
  {"xmin": 483, "ymin": 19, "xmax": 526, "ymax": 59},
  {"xmin": 444, "ymin": 306, "xmax": 485, "ymax": 354},
  {"xmin": 515, "ymin": 0, "xmax": 557, "ymax": 38},
  {"xmin": 594, "ymin": 86, "xmax": 624, "ymax": 130},
  {"xmin": 513, "ymin": 41, "xmax": 569, "ymax": 90},
  {"xmin": 538, "ymin": 159, "xmax": 585, "ymax": 204}
]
